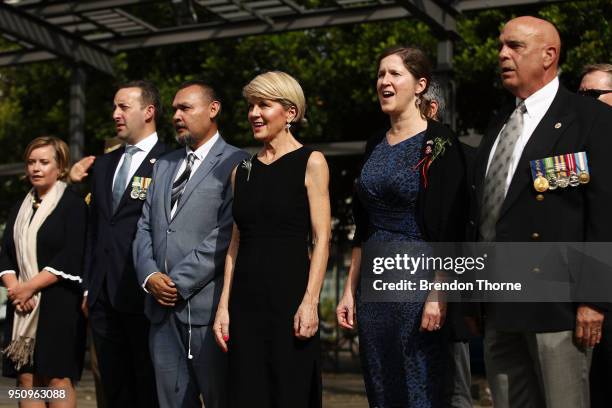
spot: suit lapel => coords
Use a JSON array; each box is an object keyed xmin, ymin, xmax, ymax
[
  {"xmin": 105, "ymin": 147, "xmax": 124, "ymax": 217},
  {"xmin": 172, "ymin": 137, "xmax": 226, "ymax": 219},
  {"xmin": 498, "ymin": 87, "xmax": 575, "ymax": 219}
]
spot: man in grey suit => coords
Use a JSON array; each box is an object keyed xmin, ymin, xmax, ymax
[{"xmin": 133, "ymin": 80, "xmax": 248, "ymax": 408}]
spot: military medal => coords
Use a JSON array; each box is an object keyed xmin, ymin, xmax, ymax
[
  {"xmin": 530, "ymin": 158, "xmax": 549, "ymax": 192},
  {"xmin": 543, "ymin": 157, "xmax": 558, "ymax": 190},
  {"xmin": 566, "ymin": 153, "xmax": 580, "ymax": 187},
  {"xmin": 555, "ymin": 155, "xmax": 569, "ymax": 188},
  {"xmin": 130, "ymin": 176, "xmax": 142, "ymax": 199},
  {"xmin": 138, "ymin": 177, "xmax": 151, "ymax": 200},
  {"xmin": 533, "ymin": 176, "xmax": 549, "ymax": 192},
  {"xmin": 575, "ymin": 152, "xmax": 590, "ymax": 184}
]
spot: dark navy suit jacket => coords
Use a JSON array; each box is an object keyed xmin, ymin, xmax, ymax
[{"xmin": 84, "ymin": 140, "xmax": 168, "ymax": 313}]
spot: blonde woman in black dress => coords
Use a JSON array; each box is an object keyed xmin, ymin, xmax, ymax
[{"xmin": 213, "ymin": 71, "xmax": 331, "ymax": 408}]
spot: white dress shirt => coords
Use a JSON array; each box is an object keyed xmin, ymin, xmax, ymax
[
  {"xmin": 486, "ymin": 77, "xmax": 560, "ymax": 196},
  {"xmin": 112, "ymin": 132, "xmax": 159, "ymax": 191}
]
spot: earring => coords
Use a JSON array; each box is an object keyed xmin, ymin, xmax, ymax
[{"xmin": 286, "ymin": 122, "xmax": 292, "ymax": 130}]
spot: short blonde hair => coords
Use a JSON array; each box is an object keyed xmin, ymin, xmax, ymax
[
  {"xmin": 243, "ymin": 71, "xmax": 306, "ymax": 124},
  {"xmin": 23, "ymin": 136, "xmax": 71, "ymax": 181}
]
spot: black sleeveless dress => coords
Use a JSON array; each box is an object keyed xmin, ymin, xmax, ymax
[{"xmin": 229, "ymin": 146, "xmax": 322, "ymax": 408}]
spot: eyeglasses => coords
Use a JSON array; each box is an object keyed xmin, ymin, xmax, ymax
[{"xmin": 578, "ymin": 89, "xmax": 612, "ymax": 98}]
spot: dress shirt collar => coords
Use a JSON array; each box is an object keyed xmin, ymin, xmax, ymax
[
  {"xmin": 185, "ymin": 132, "xmax": 220, "ymax": 161},
  {"xmin": 518, "ymin": 76, "xmax": 559, "ymax": 119},
  {"xmin": 128, "ymin": 132, "xmax": 158, "ymax": 153}
]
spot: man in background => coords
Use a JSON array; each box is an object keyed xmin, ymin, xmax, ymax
[
  {"xmin": 580, "ymin": 63, "xmax": 612, "ymax": 408},
  {"xmin": 422, "ymin": 80, "xmax": 473, "ymax": 408},
  {"xmin": 579, "ymin": 63, "xmax": 612, "ymax": 106}
]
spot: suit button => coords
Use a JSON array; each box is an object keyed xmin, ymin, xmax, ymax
[
  {"xmin": 167, "ymin": 229, "xmax": 173, "ymax": 234},
  {"xmin": 531, "ymin": 232, "xmax": 540, "ymax": 240},
  {"xmin": 110, "ymin": 221, "xmax": 115, "ymax": 226},
  {"xmin": 536, "ymin": 194, "xmax": 544, "ymax": 201},
  {"xmin": 469, "ymin": 220, "xmax": 475, "ymax": 226},
  {"xmin": 471, "ymin": 184, "xmax": 476, "ymax": 190}
]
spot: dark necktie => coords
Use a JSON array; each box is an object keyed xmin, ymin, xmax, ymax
[
  {"xmin": 479, "ymin": 101, "xmax": 527, "ymax": 241},
  {"xmin": 171, "ymin": 152, "xmax": 196, "ymax": 211},
  {"xmin": 112, "ymin": 145, "xmax": 140, "ymax": 212}
]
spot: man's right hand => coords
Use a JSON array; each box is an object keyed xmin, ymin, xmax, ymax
[
  {"xmin": 145, "ymin": 273, "xmax": 178, "ymax": 306},
  {"xmin": 69, "ymin": 155, "xmax": 96, "ymax": 183}
]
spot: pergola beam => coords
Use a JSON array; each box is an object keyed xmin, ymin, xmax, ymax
[
  {"xmin": 454, "ymin": 0, "xmax": 571, "ymax": 12},
  {"xmin": 0, "ymin": 4, "xmax": 413, "ymax": 67},
  {"xmin": 105, "ymin": 4, "xmax": 412, "ymax": 50},
  {"xmin": 397, "ymin": 0, "xmax": 458, "ymax": 37},
  {"xmin": 0, "ymin": 3, "xmax": 114, "ymax": 74},
  {"xmin": 229, "ymin": 0, "xmax": 274, "ymax": 26},
  {"xmin": 20, "ymin": 0, "xmax": 161, "ymax": 18}
]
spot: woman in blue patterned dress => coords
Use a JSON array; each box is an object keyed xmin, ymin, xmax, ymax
[{"xmin": 336, "ymin": 46, "xmax": 467, "ymax": 407}]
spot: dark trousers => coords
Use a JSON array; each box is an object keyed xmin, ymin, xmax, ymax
[
  {"xmin": 89, "ymin": 285, "xmax": 158, "ymax": 408},
  {"xmin": 590, "ymin": 312, "xmax": 612, "ymax": 408}
]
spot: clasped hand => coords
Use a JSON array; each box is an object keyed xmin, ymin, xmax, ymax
[
  {"xmin": 7, "ymin": 282, "xmax": 37, "ymax": 314},
  {"xmin": 146, "ymin": 273, "xmax": 178, "ymax": 306}
]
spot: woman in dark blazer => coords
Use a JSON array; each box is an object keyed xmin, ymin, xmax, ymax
[
  {"xmin": 0, "ymin": 136, "xmax": 86, "ymax": 408},
  {"xmin": 336, "ymin": 46, "xmax": 467, "ymax": 408}
]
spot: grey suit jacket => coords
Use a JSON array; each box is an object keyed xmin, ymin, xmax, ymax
[{"xmin": 133, "ymin": 136, "xmax": 249, "ymax": 325}]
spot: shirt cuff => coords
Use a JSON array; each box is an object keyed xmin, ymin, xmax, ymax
[
  {"xmin": 83, "ymin": 290, "xmax": 89, "ymax": 297},
  {"xmin": 142, "ymin": 272, "xmax": 160, "ymax": 293},
  {"xmin": 0, "ymin": 270, "xmax": 16, "ymax": 278},
  {"xmin": 43, "ymin": 266, "xmax": 83, "ymax": 283}
]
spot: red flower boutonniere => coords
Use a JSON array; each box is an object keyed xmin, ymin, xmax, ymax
[{"xmin": 413, "ymin": 137, "xmax": 451, "ymax": 188}]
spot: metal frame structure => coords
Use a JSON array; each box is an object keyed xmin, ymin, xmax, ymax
[
  {"xmin": 0, "ymin": 0, "xmax": 571, "ymax": 163},
  {"xmin": 0, "ymin": 0, "xmax": 462, "ymax": 161},
  {"xmin": 0, "ymin": 0, "xmax": 460, "ymax": 69}
]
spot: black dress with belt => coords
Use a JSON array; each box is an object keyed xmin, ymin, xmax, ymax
[
  {"xmin": 228, "ymin": 146, "xmax": 321, "ymax": 408},
  {"xmin": 0, "ymin": 187, "xmax": 87, "ymax": 380}
]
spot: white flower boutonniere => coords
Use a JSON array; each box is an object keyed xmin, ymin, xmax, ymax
[{"xmin": 241, "ymin": 154, "xmax": 256, "ymax": 181}]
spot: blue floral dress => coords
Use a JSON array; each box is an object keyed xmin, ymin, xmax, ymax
[{"xmin": 355, "ymin": 131, "xmax": 445, "ymax": 408}]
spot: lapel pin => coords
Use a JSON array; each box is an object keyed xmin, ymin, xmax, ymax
[
  {"xmin": 554, "ymin": 122, "xmax": 562, "ymax": 129},
  {"xmin": 150, "ymin": 158, "xmax": 157, "ymax": 164}
]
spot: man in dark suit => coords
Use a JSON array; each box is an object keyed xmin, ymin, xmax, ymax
[
  {"xmin": 83, "ymin": 80, "xmax": 166, "ymax": 408},
  {"xmin": 467, "ymin": 17, "xmax": 612, "ymax": 408}
]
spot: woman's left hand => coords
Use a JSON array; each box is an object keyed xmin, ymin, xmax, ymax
[
  {"xmin": 8, "ymin": 282, "xmax": 36, "ymax": 308},
  {"xmin": 420, "ymin": 291, "xmax": 447, "ymax": 332},
  {"xmin": 294, "ymin": 301, "xmax": 319, "ymax": 340}
]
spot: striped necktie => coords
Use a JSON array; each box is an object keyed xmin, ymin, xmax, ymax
[
  {"xmin": 171, "ymin": 152, "xmax": 196, "ymax": 211},
  {"xmin": 479, "ymin": 101, "xmax": 527, "ymax": 241}
]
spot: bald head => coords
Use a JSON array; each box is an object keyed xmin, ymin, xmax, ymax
[{"xmin": 499, "ymin": 16, "xmax": 561, "ymax": 99}]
